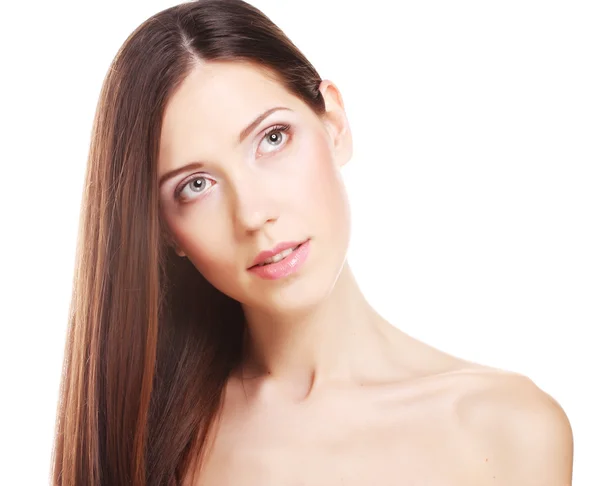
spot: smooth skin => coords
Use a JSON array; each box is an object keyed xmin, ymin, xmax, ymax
[{"xmin": 158, "ymin": 60, "xmax": 573, "ymax": 485}]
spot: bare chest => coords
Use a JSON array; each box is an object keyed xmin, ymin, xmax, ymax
[
  {"xmin": 194, "ymin": 387, "xmax": 474, "ymax": 485},
  {"xmin": 200, "ymin": 437, "xmax": 465, "ymax": 486}
]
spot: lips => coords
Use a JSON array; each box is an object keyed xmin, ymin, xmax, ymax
[
  {"xmin": 248, "ymin": 239, "xmax": 311, "ymax": 280},
  {"xmin": 250, "ymin": 240, "xmax": 307, "ymax": 268}
]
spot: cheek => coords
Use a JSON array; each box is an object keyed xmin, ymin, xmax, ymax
[
  {"xmin": 183, "ymin": 235, "xmax": 243, "ymax": 298},
  {"xmin": 168, "ymin": 208, "xmax": 238, "ymax": 282},
  {"xmin": 293, "ymin": 134, "xmax": 350, "ymax": 224}
]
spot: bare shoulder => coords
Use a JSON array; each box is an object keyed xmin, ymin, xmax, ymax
[
  {"xmin": 447, "ymin": 367, "xmax": 574, "ymax": 485},
  {"xmin": 386, "ymin": 329, "xmax": 573, "ymax": 484}
]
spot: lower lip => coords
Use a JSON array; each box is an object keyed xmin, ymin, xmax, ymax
[{"xmin": 248, "ymin": 240, "xmax": 311, "ymax": 280}]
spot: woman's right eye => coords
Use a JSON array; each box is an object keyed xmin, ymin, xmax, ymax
[{"xmin": 175, "ymin": 175, "xmax": 215, "ymax": 202}]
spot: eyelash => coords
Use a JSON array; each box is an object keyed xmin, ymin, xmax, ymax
[
  {"xmin": 174, "ymin": 123, "xmax": 292, "ymax": 201},
  {"xmin": 263, "ymin": 123, "xmax": 291, "ymax": 146}
]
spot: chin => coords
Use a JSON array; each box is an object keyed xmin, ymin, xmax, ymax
[
  {"xmin": 198, "ymin": 232, "xmax": 349, "ymax": 315},
  {"xmin": 242, "ymin": 250, "xmax": 347, "ymax": 316}
]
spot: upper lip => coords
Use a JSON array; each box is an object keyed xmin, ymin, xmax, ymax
[{"xmin": 249, "ymin": 240, "xmax": 306, "ymax": 267}]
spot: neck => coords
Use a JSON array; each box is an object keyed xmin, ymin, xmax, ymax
[{"xmin": 238, "ymin": 262, "xmax": 402, "ymax": 402}]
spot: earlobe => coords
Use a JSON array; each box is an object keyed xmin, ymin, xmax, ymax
[
  {"xmin": 318, "ymin": 80, "xmax": 353, "ymax": 167},
  {"xmin": 163, "ymin": 228, "xmax": 186, "ymax": 257}
]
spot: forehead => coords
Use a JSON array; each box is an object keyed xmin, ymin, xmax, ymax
[{"xmin": 159, "ymin": 61, "xmax": 304, "ymax": 169}]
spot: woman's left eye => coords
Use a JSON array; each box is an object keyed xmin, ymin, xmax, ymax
[{"xmin": 258, "ymin": 124, "xmax": 291, "ymax": 155}]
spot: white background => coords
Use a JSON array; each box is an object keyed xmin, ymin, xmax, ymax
[{"xmin": 0, "ymin": 1, "xmax": 598, "ymax": 484}]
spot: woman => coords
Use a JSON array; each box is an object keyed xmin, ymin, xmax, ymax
[{"xmin": 51, "ymin": 0, "xmax": 574, "ymax": 484}]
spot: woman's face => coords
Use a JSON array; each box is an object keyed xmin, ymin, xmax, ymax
[{"xmin": 158, "ymin": 60, "xmax": 352, "ymax": 313}]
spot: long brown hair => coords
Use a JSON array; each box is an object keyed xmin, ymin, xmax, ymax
[{"xmin": 51, "ymin": 1, "xmax": 326, "ymax": 484}]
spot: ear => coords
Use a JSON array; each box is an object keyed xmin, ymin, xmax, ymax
[
  {"xmin": 162, "ymin": 226, "xmax": 187, "ymax": 257},
  {"xmin": 169, "ymin": 239, "xmax": 187, "ymax": 257},
  {"xmin": 318, "ymin": 80, "xmax": 353, "ymax": 167}
]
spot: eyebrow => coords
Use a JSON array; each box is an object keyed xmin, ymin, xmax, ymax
[{"xmin": 158, "ymin": 106, "xmax": 292, "ymax": 188}]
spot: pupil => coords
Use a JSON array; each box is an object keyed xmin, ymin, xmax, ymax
[
  {"xmin": 269, "ymin": 132, "xmax": 281, "ymax": 143},
  {"xmin": 192, "ymin": 179, "xmax": 204, "ymax": 191}
]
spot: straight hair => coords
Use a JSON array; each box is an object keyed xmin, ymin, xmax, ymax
[{"xmin": 51, "ymin": 1, "xmax": 326, "ymax": 484}]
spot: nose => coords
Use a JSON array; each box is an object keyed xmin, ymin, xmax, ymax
[{"xmin": 230, "ymin": 171, "xmax": 279, "ymax": 234}]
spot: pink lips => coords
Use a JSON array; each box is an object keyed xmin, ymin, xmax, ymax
[
  {"xmin": 248, "ymin": 239, "xmax": 311, "ymax": 280},
  {"xmin": 250, "ymin": 240, "xmax": 305, "ymax": 267}
]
